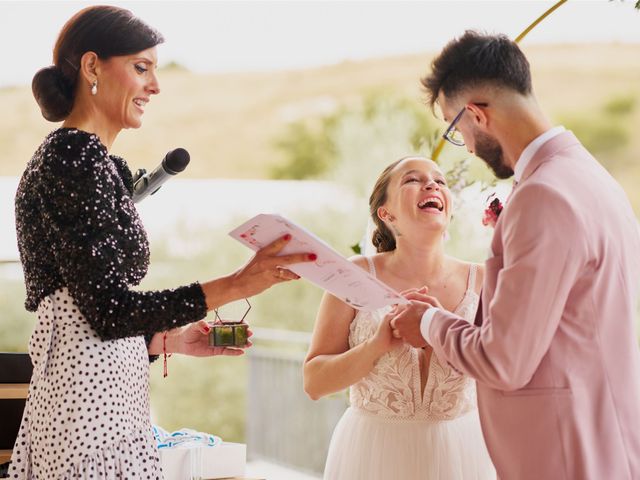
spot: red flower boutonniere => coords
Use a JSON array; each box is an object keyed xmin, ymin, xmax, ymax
[{"xmin": 482, "ymin": 194, "xmax": 504, "ymax": 228}]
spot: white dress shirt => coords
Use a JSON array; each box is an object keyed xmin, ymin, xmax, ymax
[
  {"xmin": 513, "ymin": 125, "xmax": 565, "ymax": 183},
  {"xmin": 419, "ymin": 126, "xmax": 566, "ymax": 344}
]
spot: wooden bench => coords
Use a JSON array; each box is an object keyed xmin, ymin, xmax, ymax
[{"xmin": 0, "ymin": 353, "xmax": 32, "ymax": 469}]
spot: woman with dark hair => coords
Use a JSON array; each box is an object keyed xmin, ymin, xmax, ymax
[
  {"xmin": 303, "ymin": 157, "xmax": 495, "ymax": 479},
  {"xmin": 10, "ymin": 6, "xmax": 312, "ymax": 479}
]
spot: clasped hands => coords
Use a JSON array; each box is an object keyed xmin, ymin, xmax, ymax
[{"xmin": 386, "ymin": 286, "xmax": 443, "ymax": 349}]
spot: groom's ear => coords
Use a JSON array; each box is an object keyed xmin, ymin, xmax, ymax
[{"xmin": 466, "ymin": 103, "xmax": 490, "ymax": 129}]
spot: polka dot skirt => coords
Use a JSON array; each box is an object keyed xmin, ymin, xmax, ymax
[{"xmin": 9, "ymin": 288, "xmax": 162, "ymax": 479}]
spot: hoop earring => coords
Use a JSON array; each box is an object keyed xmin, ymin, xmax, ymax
[{"xmin": 91, "ymin": 81, "xmax": 98, "ymax": 96}]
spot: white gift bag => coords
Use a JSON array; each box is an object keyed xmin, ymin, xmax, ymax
[{"xmin": 159, "ymin": 442, "xmax": 247, "ymax": 480}]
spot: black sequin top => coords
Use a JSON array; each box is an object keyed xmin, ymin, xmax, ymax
[{"xmin": 15, "ymin": 128, "xmax": 208, "ymax": 341}]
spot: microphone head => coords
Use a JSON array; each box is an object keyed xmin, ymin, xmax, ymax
[{"xmin": 162, "ymin": 148, "xmax": 190, "ymax": 174}]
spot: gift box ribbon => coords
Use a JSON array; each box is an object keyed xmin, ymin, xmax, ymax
[{"xmin": 153, "ymin": 424, "xmax": 222, "ymax": 449}]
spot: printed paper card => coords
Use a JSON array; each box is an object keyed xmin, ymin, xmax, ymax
[{"xmin": 229, "ymin": 214, "xmax": 409, "ymax": 310}]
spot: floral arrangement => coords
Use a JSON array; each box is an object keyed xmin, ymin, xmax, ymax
[{"xmin": 482, "ymin": 194, "xmax": 504, "ymax": 228}]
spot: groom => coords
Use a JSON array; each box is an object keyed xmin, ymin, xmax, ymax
[{"xmin": 390, "ymin": 31, "xmax": 640, "ymax": 479}]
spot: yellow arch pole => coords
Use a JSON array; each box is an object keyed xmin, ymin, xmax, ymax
[
  {"xmin": 515, "ymin": 0, "xmax": 568, "ymax": 43},
  {"xmin": 431, "ymin": 0, "xmax": 569, "ymax": 161}
]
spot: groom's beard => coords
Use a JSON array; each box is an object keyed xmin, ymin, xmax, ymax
[{"xmin": 474, "ymin": 131, "xmax": 514, "ymax": 180}]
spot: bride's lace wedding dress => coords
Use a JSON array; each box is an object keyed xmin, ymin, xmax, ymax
[{"xmin": 324, "ymin": 258, "xmax": 495, "ymax": 479}]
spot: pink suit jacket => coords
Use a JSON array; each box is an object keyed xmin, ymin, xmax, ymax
[{"xmin": 427, "ymin": 131, "xmax": 640, "ymax": 479}]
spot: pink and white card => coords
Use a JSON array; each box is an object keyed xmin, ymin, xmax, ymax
[{"xmin": 229, "ymin": 214, "xmax": 409, "ymax": 311}]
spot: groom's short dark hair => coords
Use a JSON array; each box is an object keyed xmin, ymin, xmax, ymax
[{"xmin": 422, "ymin": 30, "xmax": 532, "ymax": 108}]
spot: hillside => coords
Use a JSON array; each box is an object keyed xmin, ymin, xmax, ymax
[{"xmin": 1, "ymin": 43, "xmax": 639, "ymax": 188}]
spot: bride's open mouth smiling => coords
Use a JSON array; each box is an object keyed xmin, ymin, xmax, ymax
[{"xmin": 417, "ymin": 196, "xmax": 444, "ymax": 214}]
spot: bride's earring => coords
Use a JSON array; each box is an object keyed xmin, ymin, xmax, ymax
[{"xmin": 91, "ymin": 80, "xmax": 98, "ymax": 96}]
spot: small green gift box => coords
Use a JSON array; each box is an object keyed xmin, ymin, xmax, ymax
[
  {"xmin": 209, "ymin": 322, "xmax": 249, "ymax": 347},
  {"xmin": 208, "ymin": 299, "xmax": 251, "ymax": 347}
]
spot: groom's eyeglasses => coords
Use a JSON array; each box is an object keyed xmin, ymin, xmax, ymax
[{"xmin": 442, "ymin": 103, "xmax": 489, "ymax": 147}]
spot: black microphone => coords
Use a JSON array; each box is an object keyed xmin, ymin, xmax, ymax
[{"xmin": 132, "ymin": 148, "xmax": 190, "ymax": 203}]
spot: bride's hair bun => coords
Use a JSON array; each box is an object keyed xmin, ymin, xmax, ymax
[
  {"xmin": 32, "ymin": 65, "xmax": 74, "ymax": 122},
  {"xmin": 371, "ymin": 227, "xmax": 396, "ymax": 253},
  {"xmin": 369, "ymin": 159, "xmax": 404, "ymax": 253}
]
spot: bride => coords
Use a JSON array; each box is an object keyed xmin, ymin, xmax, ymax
[{"xmin": 303, "ymin": 156, "xmax": 496, "ymax": 479}]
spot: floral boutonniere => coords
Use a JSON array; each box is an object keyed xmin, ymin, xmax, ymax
[{"xmin": 482, "ymin": 194, "xmax": 504, "ymax": 228}]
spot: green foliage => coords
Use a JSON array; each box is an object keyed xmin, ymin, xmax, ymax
[
  {"xmin": 271, "ymin": 120, "xmax": 337, "ymax": 179},
  {"xmin": 271, "ymin": 91, "xmax": 438, "ymax": 184},
  {"xmin": 270, "ymin": 90, "xmax": 499, "ymax": 259},
  {"xmin": 326, "ymin": 93, "xmax": 431, "ymax": 197},
  {"xmin": 561, "ymin": 116, "xmax": 628, "ymax": 154},
  {"xmin": 559, "ymin": 93, "xmax": 638, "ymax": 166},
  {"xmin": 272, "ymin": 90, "xmax": 496, "ymax": 200},
  {"xmin": 159, "ymin": 61, "xmax": 189, "ymax": 72},
  {"xmin": 611, "ymin": 0, "xmax": 640, "ymax": 9},
  {"xmin": 150, "ymin": 355, "xmax": 248, "ymax": 442},
  {"xmin": 603, "ymin": 95, "xmax": 636, "ymax": 116}
]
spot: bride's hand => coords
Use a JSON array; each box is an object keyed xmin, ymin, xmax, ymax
[
  {"xmin": 167, "ymin": 320, "xmax": 253, "ymax": 357},
  {"xmin": 369, "ymin": 311, "xmax": 403, "ymax": 356},
  {"xmin": 401, "ymin": 286, "xmax": 444, "ymax": 310}
]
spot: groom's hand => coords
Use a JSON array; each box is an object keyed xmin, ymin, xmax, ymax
[{"xmin": 390, "ymin": 301, "xmax": 430, "ymax": 348}]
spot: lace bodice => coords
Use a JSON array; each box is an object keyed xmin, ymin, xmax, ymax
[{"xmin": 348, "ymin": 259, "xmax": 479, "ymax": 420}]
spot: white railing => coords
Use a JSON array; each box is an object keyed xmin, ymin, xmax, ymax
[{"xmin": 246, "ymin": 328, "xmax": 347, "ymax": 475}]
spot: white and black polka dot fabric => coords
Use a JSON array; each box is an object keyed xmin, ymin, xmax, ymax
[{"xmin": 10, "ymin": 288, "xmax": 162, "ymax": 479}]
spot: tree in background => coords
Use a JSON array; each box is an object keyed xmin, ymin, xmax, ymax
[{"xmin": 271, "ymin": 90, "xmax": 498, "ymax": 254}]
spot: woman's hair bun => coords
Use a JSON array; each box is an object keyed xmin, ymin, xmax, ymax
[
  {"xmin": 31, "ymin": 65, "xmax": 74, "ymax": 122},
  {"xmin": 371, "ymin": 226, "xmax": 396, "ymax": 253}
]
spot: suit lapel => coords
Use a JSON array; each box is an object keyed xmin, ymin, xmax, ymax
[
  {"xmin": 519, "ymin": 131, "xmax": 580, "ymax": 184},
  {"xmin": 477, "ymin": 131, "xmax": 581, "ymax": 328}
]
